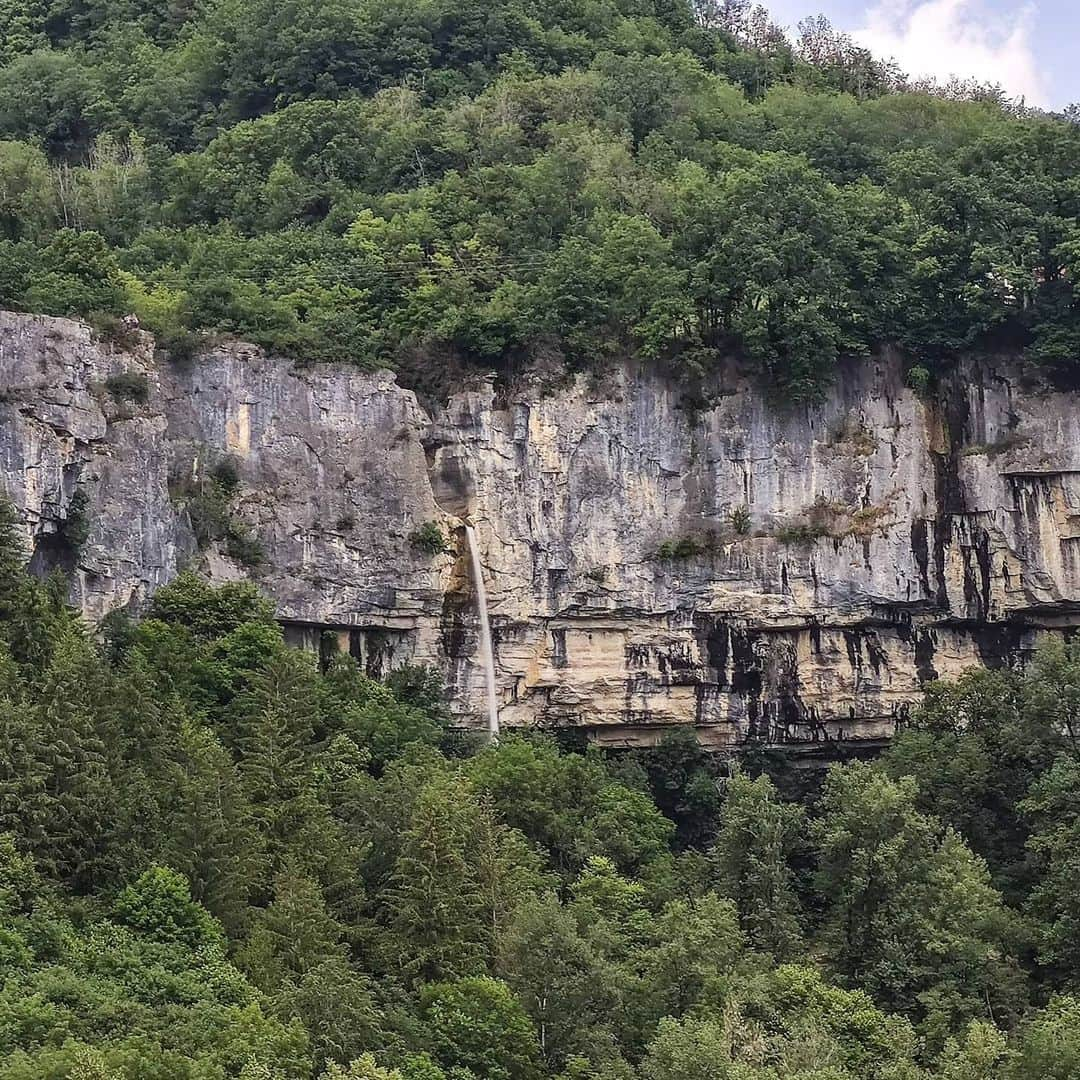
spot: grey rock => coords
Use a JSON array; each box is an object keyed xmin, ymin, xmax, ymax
[{"xmin": 3, "ymin": 309, "xmax": 1079, "ymax": 749}]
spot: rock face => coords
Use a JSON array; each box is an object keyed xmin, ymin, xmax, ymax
[{"xmin": 3, "ymin": 309, "xmax": 1080, "ymax": 749}]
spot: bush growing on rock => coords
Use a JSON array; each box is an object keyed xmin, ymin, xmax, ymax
[{"xmin": 410, "ymin": 522, "xmax": 450, "ymax": 557}]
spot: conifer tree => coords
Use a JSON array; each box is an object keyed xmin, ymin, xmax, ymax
[
  {"xmin": 469, "ymin": 792, "xmax": 547, "ymax": 965},
  {"xmin": 710, "ymin": 769, "xmax": 805, "ymax": 957},
  {"xmin": 104, "ymin": 654, "xmax": 189, "ymax": 871},
  {"xmin": 32, "ymin": 627, "xmax": 116, "ymax": 888},
  {"xmin": 0, "ymin": 692, "xmax": 49, "ymax": 856},
  {"xmin": 232, "ymin": 649, "xmax": 322, "ymax": 849},
  {"xmin": 0, "ymin": 494, "xmax": 55, "ymax": 676},
  {"xmin": 388, "ymin": 774, "xmax": 489, "ymax": 982},
  {"xmin": 158, "ymin": 720, "xmax": 265, "ymax": 934},
  {"xmin": 239, "ymin": 862, "xmax": 347, "ymax": 991}
]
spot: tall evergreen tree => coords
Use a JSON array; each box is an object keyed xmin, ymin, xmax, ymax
[
  {"xmin": 388, "ymin": 774, "xmax": 490, "ymax": 982},
  {"xmin": 710, "ymin": 769, "xmax": 805, "ymax": 958},
  {"xmin": 32, "ymin": 627, "xmax": 116, "ymax": 889},
  {"xmin": 158, "ymin": 720, "xmax": 265, "ymax": 933},
  {"xmin": 239, "ymin": 862, "xmax": 346, "ymax": 991},
  {"xmin": 232, "ymin": 649, "xmax": 322, "ymax": 849}
]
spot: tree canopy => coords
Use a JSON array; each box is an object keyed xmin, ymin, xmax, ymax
[
  {"xmin": 2, "ymin": 488, "xmax": 1080, "ymax": 1077},
  {"xmin": 0, "ymin": 0, "xmax": 1078, "ymax": 397}
]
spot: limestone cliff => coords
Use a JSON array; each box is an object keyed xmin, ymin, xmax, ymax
[{"xmin": 3, "ymin": 309, "xmax": 1079, "ymax": 749}]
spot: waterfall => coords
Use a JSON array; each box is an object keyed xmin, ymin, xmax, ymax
[{"xmin": 464, "ymin": 523, "xmax": 500, "ymax": 738}]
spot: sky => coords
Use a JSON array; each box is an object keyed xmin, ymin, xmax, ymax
[{"xmin": 759, "ymin": 0, "xmax": 1079, "ymax": 108}]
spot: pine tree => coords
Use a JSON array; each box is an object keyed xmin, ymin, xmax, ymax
[
  {"xmin": 238, "ymin": 863, "xmax": 346, "ymax": 992},
  {"xmin": 469, "ymin": 793, "xmax": 547, "ymax": 965},
  {"xmin": 232, "ymin": 649, "xmax": 322, "ymax": 850},
  {"xmin": 0, "ymin": 495, "xmax": 28, "ymax": 617},
  {"xmin": 710, "ymin": 768, "xmax": 805, "ymax": 957},
  {"xmin": 388, "ymin": 774, "xmax": 488, "ymax": 983},
  {"xmin": 32, "ymin": 627, "xmax": 116, "ymax": 889},
  {"xmin": 104, "ymin": 654, "xmax": 188, "ymax": 873},
  {"xmin": 0, "ymin": 692, "xmax": 49, "ymax": 856},
  {"xmin": 158, "ymin": 720, "xmax": 265, "ymax": 934}
]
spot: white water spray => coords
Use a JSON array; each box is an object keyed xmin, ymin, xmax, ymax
[{"xmin": 464, "ymin": 523, "xmax": 499, "ymax": 738}]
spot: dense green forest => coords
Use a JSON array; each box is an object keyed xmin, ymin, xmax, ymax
[
  {"xmin": 7, "ymin": 4, "xmax": 1080, "ymax": 1071},
  {"xmin": 5, "ymin": 488, "xmax": 1080, "ymax": 1080},
  {"xmin": 1, "ymin": 0, "xmax": 1080, "ymax": 396}
]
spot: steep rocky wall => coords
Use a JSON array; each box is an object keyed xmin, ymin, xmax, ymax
[{"xmin": 3, "ymin": 310, "xmax": 1079, "ymax": 749}]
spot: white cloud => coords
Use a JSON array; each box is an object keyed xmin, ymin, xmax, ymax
[{"xmin": 852, "ymin": 0, "xmax": 1048, "ymax": 105}]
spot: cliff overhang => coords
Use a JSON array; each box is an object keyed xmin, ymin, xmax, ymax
[{"xmin": 3, "ymin": 310, "xmax": 1079, "ymax": 749}]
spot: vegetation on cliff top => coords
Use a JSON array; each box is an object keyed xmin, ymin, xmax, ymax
[{"xmin": 0, "ymin": 1, "xmax": 1079, "ymax": 397}]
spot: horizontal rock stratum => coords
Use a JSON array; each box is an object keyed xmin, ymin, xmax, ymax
[{"xmin": 3, "ymin": 309, "xmax": 1080, "ymax": 750}]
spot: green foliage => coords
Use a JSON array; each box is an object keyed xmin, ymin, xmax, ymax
[
  {"xmin": 497, "ymin": 893, "xmax": 622, "ymax": 1071},
  {"xmin": 0, "ymin": 0, "xmax": 1077, "ymax": 395},
  {"xmin": 6, "ymin": 491, "xmax": 1080, "ymax": 1075},
  {"xmin": 103, "ymin": 370, "xmax": 149, "ymax": 402},
  {"xmin": 0, "ymin": 141, "xmax": 54, "ymax": 240},
  {"xmin": 60, "ymin": 486, "xmax": 92, "ymax": 556},
  {"xmin": 148, "ymin": 569, "xmax": 275, "ymax": 638},
  {"xmin": 654, "ymin": 537, "xmax": 705, "ymax": 560},
  {"xmin": 640, "ymin": 1015, "xmax": 735, "ymax": 1080},
  {"xmin": 112, "ymin": 864, "xmax": 226, "ymax": 949},
  {"xmin": 774, "ymin": 521, "xmax": 833, "ymax": 543},
  {"xmin": 324, "ymin": 657, "xmax": 448, "ymax": 770},
  {"xmin": 1007, "ymin": 996, "xmax": 1080, "ymax": 1079},
  {"xmin": 238, "ymin": 863, "xmax": 348, "ymax": 991},
  {"xmin": 883, "ymin": 662, "xmax": 1064, "ymax": 900},
  {"xmin": 176, "ymin": 456, "xmax": 265, "ymax": 568},
  {"xmin": 812, "ymin": 762, "xmax": 1026, "ymax": 1045},
  {"xmin": 409, "ymin": 522, "xmax": 450, "ymax": 557},
  {"xmin": 631, "ymin": 728, "xmax": 722, "ymax": 849},
  {"xmin": 906, "ymin": 365, "xmax": 932, "ymax": 394},
  {"xmin": 419, "ymin": 976, "xmax": 542, "ymax": 1080},
  {"xmin": 388, "ymin": 771, "xmax": 546, "ymax": 982},
  {"xmin": 710, "ymin": 769, "xmax": 804, "ymax": 957},
  {"xmin": 467, "ymin": 735, "xmax": 674, "ymax": 877},
  {"xmin": 1020, "ymin": 755, "xmax": 1080, "ymax": 980},
  {"xmin": 742, "ymin": 962, "xmax": 923, "ymax": 1078},
  {"xmin": 21, "ymin": 229, "xmax": 126, "ymax": 317},
  {"xmin": 0, "ymin": 860, "xmax": 309, "ymax": 1078}
]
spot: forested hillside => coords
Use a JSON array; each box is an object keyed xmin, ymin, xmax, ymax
[
  {"xmin": 4, "ymin": 487, "xmax": 1080, "ymax": 1078},
  {"xmin": 9, "ymin": 2, "xmax": 1080, "ymax": 1076},
  {"xmin": 1, "ymin": 0, "xmax": 1079, "ymax": 396}
]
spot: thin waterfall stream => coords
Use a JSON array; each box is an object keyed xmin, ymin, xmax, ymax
[{"xmin": 464, "ymin": 523, "xmax": 500, "ymax": 738}]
